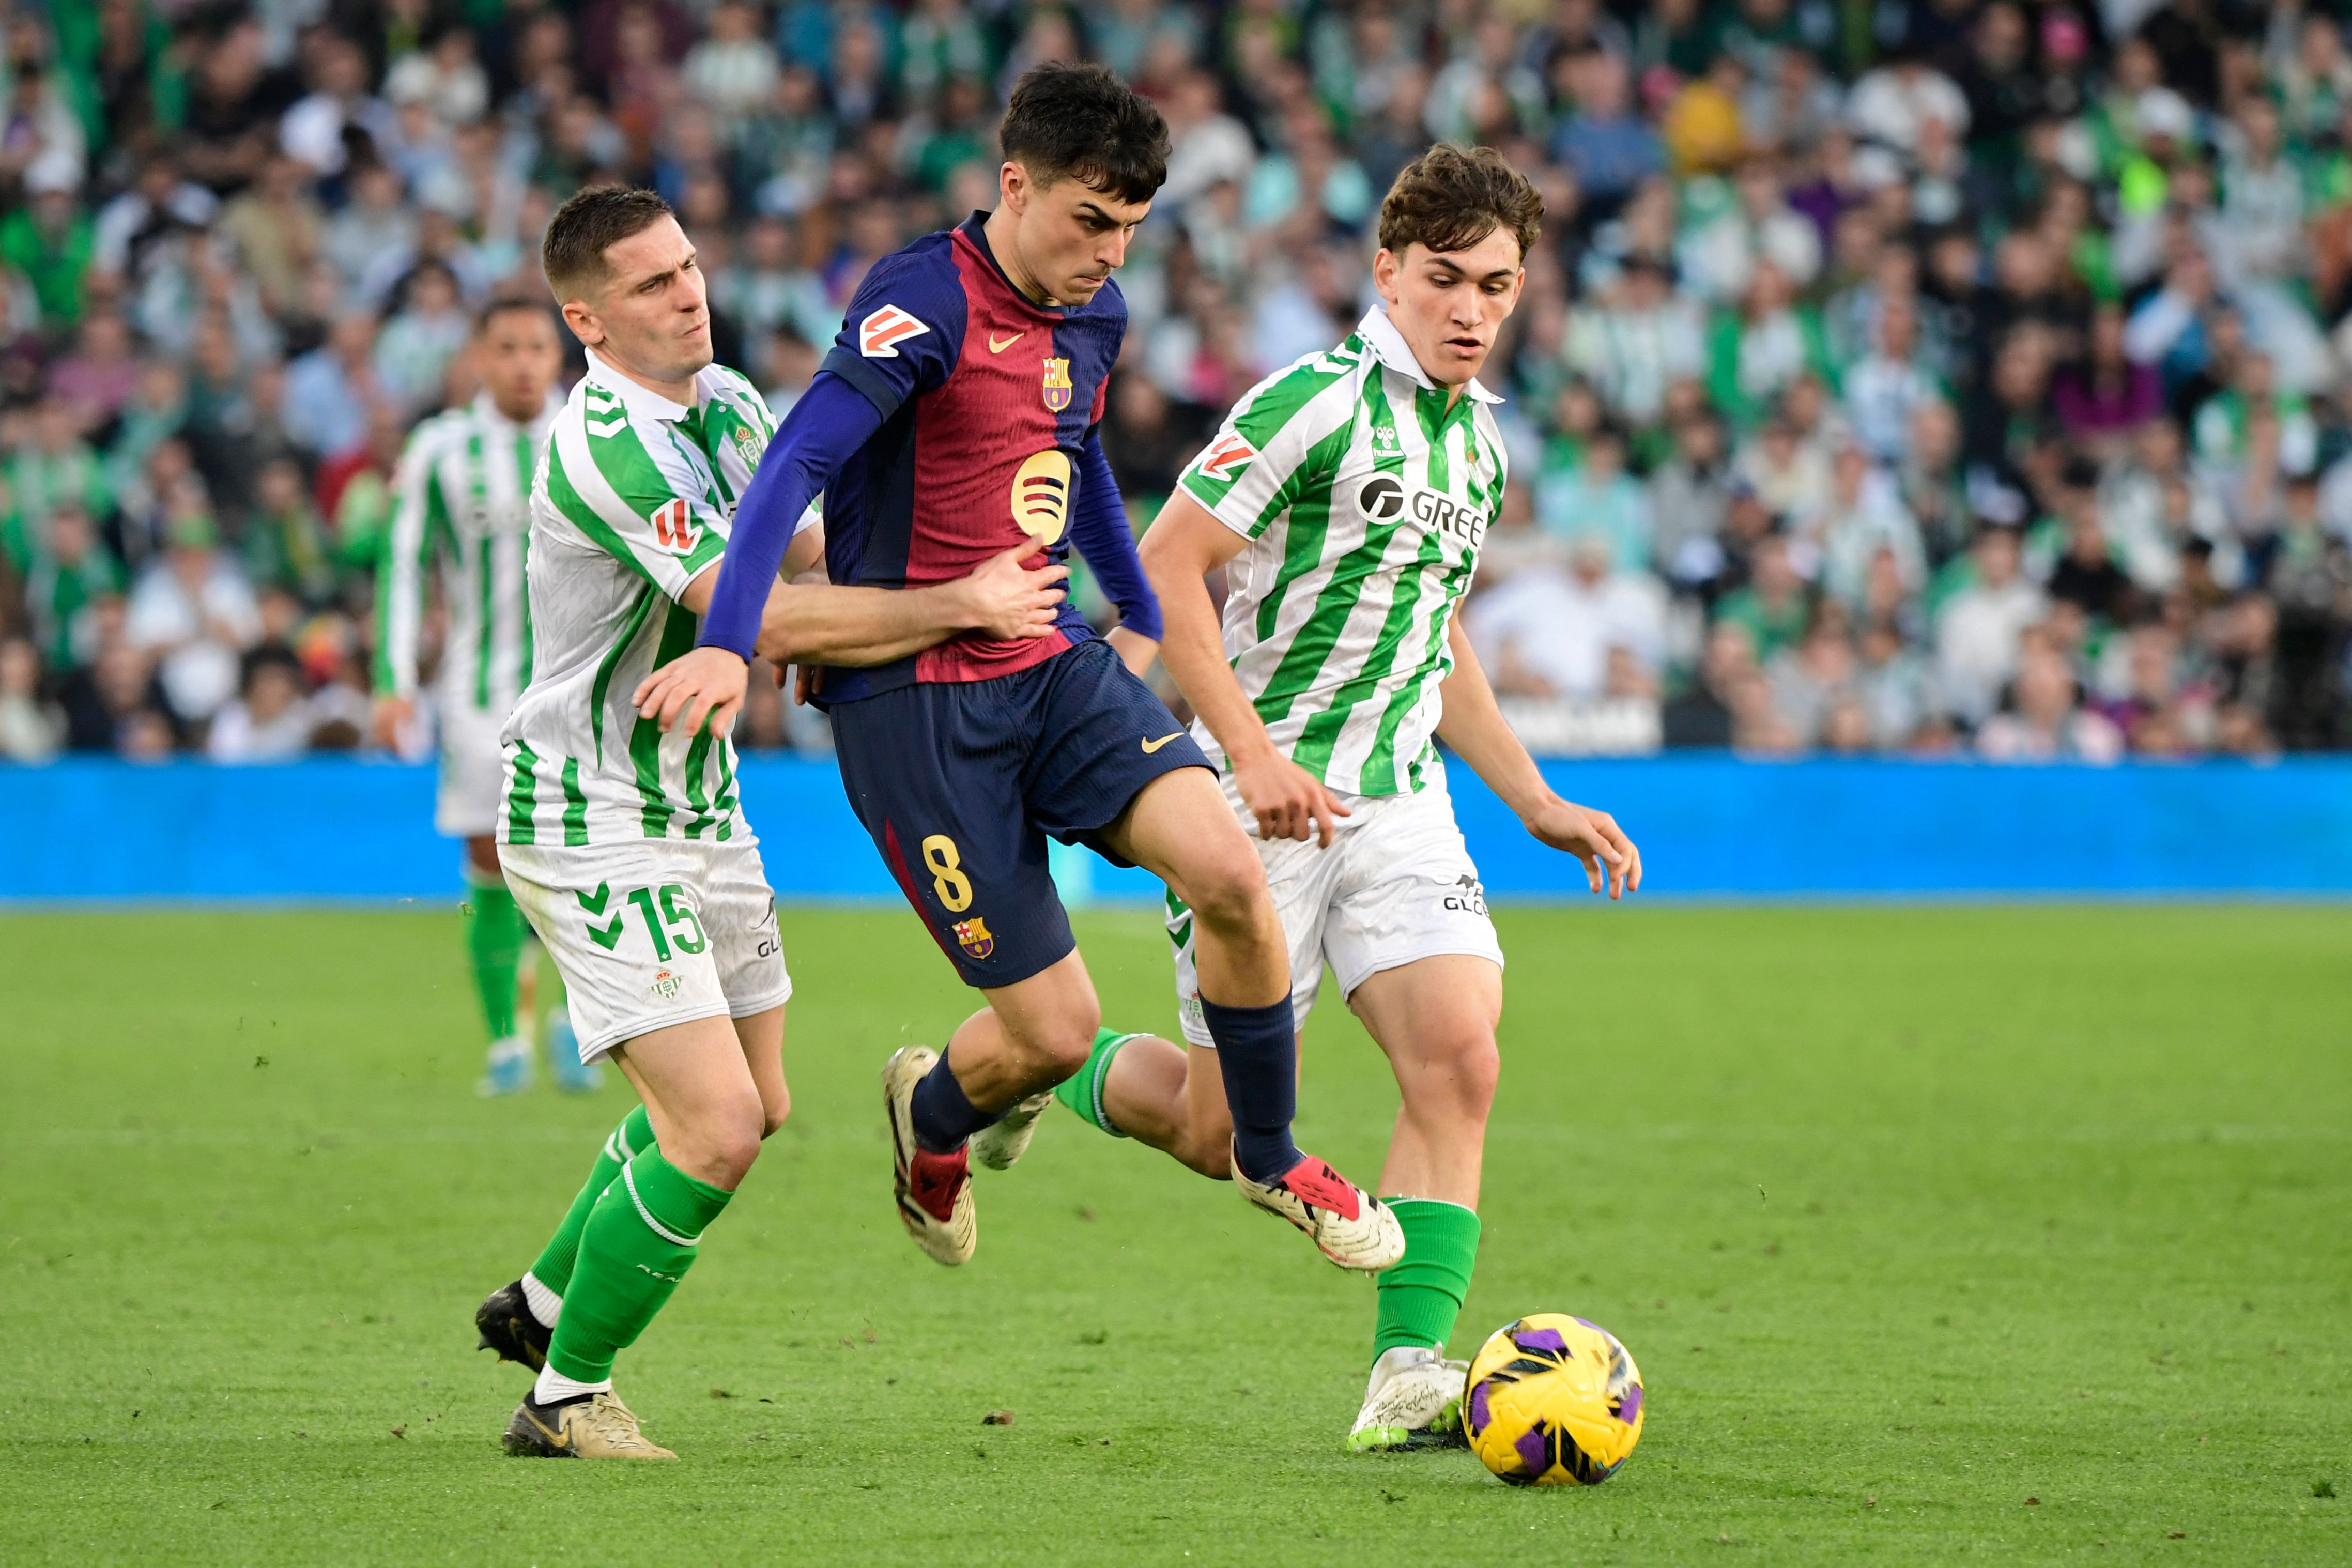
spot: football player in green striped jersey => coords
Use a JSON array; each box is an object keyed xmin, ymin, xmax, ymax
[
  {"xmin": 374, "ymin": 300, "xmax": 574, "ymax": 1096},
  {"xmin": 1047, "ymin": 146, "xmax": 1643, "ymax": 1451},
  {"xmin": 478, "ymin": 186, "xmax": 1068, "ymax": 1460}
]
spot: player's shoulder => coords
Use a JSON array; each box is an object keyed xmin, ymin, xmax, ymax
[
  {"xmin": 697, "ymin": 360, "xmax": 767, "ymax": 409},
  {"xmin": 402, "ymin": 404, "xmax": 475, "ymax": 458},
  {"xmin": 1228, "ymin": 332, "xmax": 1373, "ymax": 434}
]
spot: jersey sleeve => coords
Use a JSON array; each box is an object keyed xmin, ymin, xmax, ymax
[
  {"xmin": 1068, "ymin": 428, "xmax": 1160, "ymax": 640},
  {"xmin": 543, "ymin": 401, "xmax": 731, "ymax": 599},
  {"xmin": 815, "ymin": 243, "xmax": 969, "ymax": 421},
  {"xmin": 373, "ymin": 422, "xmax": 446, "ymax": 697},
  {"xmin": 1177, "ymin": 357, "xmax": 1361, "ymax": 540}
]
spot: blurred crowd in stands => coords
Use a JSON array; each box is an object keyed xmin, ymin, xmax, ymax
[{"xmin": 2, "ymin": 0, "xmax": 2350, "ymax": 767}]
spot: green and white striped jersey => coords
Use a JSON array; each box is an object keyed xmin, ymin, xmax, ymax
[
  {"xmin": 1177, "ymin": 307, "xmax": 1508, "ymax": 796},
  {"xmin": 374, "ymin": 391, "xmax": 562, "ymax": 711},
  {"xmin": 500, "ymin": 350, "xmax": 800, "ymax": 849}
]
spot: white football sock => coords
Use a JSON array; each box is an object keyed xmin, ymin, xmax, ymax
[
  {"xmin": 519, "ymin": 1272, "xmax": 562, "ymax": 1329},
  {"xmin": 533, "ymin": 1364, "xmax": 611, "ymax": 1405}
]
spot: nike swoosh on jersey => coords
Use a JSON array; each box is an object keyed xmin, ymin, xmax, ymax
[
  {"xmin": 989, "ymin": 331, "xmax": 1024, "ymax": 353},
  {"xmin": 1141, "ymin": 732, "xmax": 1184, "ymax": 753}
]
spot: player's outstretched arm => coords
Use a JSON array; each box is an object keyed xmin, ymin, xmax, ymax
[
  {"xmin": 631, "ymin": 541, "xmax": 1070, "ymax": 735},
  {"xmin": 754, "ymin": 540, "xmax": 1070, "ymax": 668},
  {"xmin": 1139, "ymin": 489, "xmax": 1351, "ymax": 846},
  {"xmin": 1434, "ymin": 617, "xmax": 1640, "ymax": 898}
]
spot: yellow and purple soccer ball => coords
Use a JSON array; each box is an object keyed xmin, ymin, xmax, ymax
[{"xmin": 1463, "ymin": 1313, "xmax": 1646, "ymax": 1485}]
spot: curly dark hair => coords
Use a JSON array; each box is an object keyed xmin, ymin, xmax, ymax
[
  {"xmin": 998, "ymin": 62, "xmax": 1170, "ymax": 205},
  {"xmin": 1377, "ymin": 144, "xmax": 1544, "ymax": 262}
]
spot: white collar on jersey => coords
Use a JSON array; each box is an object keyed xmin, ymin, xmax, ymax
[
  {"xmin": 1357, "ymin": 306, "xmax": 1505, "ymax": 406},
  {"xmin": 582, "ymin": 348, "xmax": 698, "ymax": 423}
]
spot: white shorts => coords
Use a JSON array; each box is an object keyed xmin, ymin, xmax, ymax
[
  {"xmin": 1171, "ymin": 757, "xmax": 1503, "ymax": 1047},
  {"xmin": 501, "ymin": 836, "xmax": 793, "ymax": 1064},
  {"xmin": 436, "ymin": 700, "xmax": 509, "ymax": 838}
]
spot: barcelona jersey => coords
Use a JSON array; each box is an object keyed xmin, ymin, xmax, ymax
[{"xmin": 809, "ymin": 212, "xmax": 1128, "ymax": 703}]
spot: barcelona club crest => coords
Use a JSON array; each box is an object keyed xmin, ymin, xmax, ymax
[
  {"xmin": 953, "ymin": 917, "xmax": 995, "ymax": 960},
  {"xmin": 1041, "ymin": 356, "xmax": 1073, "ymax": 413}
]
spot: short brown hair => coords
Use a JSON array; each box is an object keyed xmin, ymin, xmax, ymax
[
  {"xmin": 1376, "ymin": 144, "xmax": 1543, "ymax": 263},
  {"xmin": 542, "ymin": 185, "xmax": 675, "ymax": 302},
  {"xmin": 999, "ymin": 62, "xmax": 1170, "ymax": 204}
]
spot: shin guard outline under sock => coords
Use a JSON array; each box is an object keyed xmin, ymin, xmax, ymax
[
  {"xmin": 1373, "ymin": 1198, "xmax": 1482, "ymax": 1365},
  {"xmin": 531, "ymin": 1103, "xmax": 655, "ymax": 1298},
  {"xmin": 545, "ymin": 1149, "xmax": 732, "ymax": 1384},
  {"xmin": 1195, "ymin": 993, "xmax": 1303, "ymax": 1183}
]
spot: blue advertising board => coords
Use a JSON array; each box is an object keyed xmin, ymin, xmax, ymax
[{"xmin": 2, "ymin": 754, "xmax": 2347, "ymax": 903}]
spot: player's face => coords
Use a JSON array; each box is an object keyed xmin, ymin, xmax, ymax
[
  {"xmin": 1373, "ymin": 229, "xmax": 1526, "ymax": 389},
  {"xmin": 565, "ymin": 216, "xmax": 713, "ymax": 387},
  {"xmin": 1001, "ymin": 164, "xmax": 1151, "ymax": 307},
  {"xmin": 477, "ymin": 308, "xmax": 561, "ymax": 419}
]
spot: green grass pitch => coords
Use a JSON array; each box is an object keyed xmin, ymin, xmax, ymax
[{"xmin": 2, "ymin": 904, "xmax": 2346, "ymax": 1564}]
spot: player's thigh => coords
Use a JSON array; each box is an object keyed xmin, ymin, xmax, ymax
[
  {"xmin": 1022, "ymin": 639, "xmax": 1224, "ymax": 882},
  {"xmin": 831, "ymin": 683, "xmax": 1073, "ymax": 989},
  {"xmin": 1169, "ymin": 817, "xmax": 1340, "ymax": 1047},
  {"xmin": 436, "ymin": 703, "xmax": 506, "ymax": 840},
  {"xmin": 608, "ymin": 1011, "xmax": 766, "ymax": 1185},
  {"xmin": 500, "ymin": 840, "xmax": 734, "ymax": 1066},
  {"xmin": 1324, "ymin": 782, "xmax": 1506, "ymax": 1024}
]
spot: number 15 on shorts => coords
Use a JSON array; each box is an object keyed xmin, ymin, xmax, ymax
[{"xmin": 576, "ymin": 879, "xmax": 707, "ymax": 960}]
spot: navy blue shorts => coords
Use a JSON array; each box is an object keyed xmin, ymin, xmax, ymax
[{"xmin": 830, "ymin": 637, "xmax": 1213, "ymax": 988}]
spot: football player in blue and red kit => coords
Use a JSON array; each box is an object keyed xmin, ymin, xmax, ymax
[{"xmin": 633, "ymin": 64, "xmax": 1402, "ymax": 1277}]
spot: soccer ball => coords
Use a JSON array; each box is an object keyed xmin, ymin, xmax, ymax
[{"xmin": 1463, "ymin": 1314, "xmax": 1645, "ymax": 1485}]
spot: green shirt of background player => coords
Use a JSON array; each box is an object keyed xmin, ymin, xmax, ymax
[{"xmin": 1074, "ymin": 145, "xmax": 1644, "ymax": 1451}]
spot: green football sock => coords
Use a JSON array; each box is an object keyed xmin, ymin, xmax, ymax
[
  {"xmin": 1051, "ymin": 1027, "xmax": 1136, "ymax": 1137},
  {"xmin": 465, "ymin": 875, "xmax": 526, "ymax": 1039},
  {"xmin": 545, "ymin": 1148, "xmax": 733, "ymax": 1383},
  {"xmin": 1374, "ymin": 1198, "xmax": 1482, "ymax": 1365},
  {"xmin": 530, "ymin": 1104, "xmax": 656, "ymax": 1297}
]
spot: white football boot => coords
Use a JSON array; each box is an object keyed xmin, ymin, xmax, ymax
[
  {"xmin": 1346, "ymin": 1346, "xmax": 1470, "ymax": 1452},
  {"xmin": 1232, "ymin": 1147, "xmax": 1405, "ymax": 1272},
  {"xmin": 969, "ymin": 1089, "xmax": 1054, "ymax": 1170},
  {"xmin": 882, "ymin": 1047, "xmax": 976, "ymax": 1266}
]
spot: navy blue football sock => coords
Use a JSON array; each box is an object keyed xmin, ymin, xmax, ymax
[
  {"xmin": 910, "ymin": 1051, "xmax": 998, "ymax": 1155},
  {"xmin": 1197, "ymin": 994, "xmax": 1304, "ymax": 1185}
]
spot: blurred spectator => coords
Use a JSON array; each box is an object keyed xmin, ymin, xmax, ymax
[
  {"xmin": 125, "ymin": 508, "xmax": 260, "ymax": 726},
  {"xmin": 206, "ymin": 643, "xmax": 311, "ymax": 761},
  {"xmin": 0, "ymin": 635, "xmax": 62, "ymax": 762},
  {"xmin": 0, "ymin": 0, "xmax": 2345, "ymax": 769}
]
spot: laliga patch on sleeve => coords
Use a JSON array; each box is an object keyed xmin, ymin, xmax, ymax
[
  {"xmin": 859, "ymin": 305, "xmax": 929, "ymax": 358},
  {"xmin": 648, "ymin": 498, "xmax": 700, "ymax": 555},
  {"xmin": 1198, "ymin": 433, "xmax": 1257, "ymax": 481}
]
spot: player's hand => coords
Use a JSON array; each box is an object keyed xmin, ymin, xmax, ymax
[
  {"xmin": 793, "ymin": 663, "xmax": 824, "ymax": 705},
  {"xmin": 954, "ymin": 545, "xmax": 1069, "ymax": 640},
  {"xmin": 1232, "ymin": 748, "xmax": 1350, "ymax": 847},
  {"xmin": 1524, "ymin": 795, "xmax": 1640, "ymax": 899},
  {"xmin": 632, "ymin": 646, "xmax": 748, "ymax": 739},
  {"xmin": 1106, "ymin": 624, "xmax": 1158, "ymax": 677},
  {"xmin": 370, "ymin": 695, "xmax": 414, "ymax": 752}
]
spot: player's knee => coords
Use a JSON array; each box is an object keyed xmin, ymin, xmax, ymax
[
  {"xmin": 679, "ymin": 1099, "xmax": 767, "ymax": 1188},
  {"xmin": 760, "ymin": 1086, "xmax": 791, "ymax": 1140},
  {"xmin": 1182, "ymin": 843, "xmax": 1272, "ymax": 937},
  {"xmin": 1036, "ymin": 1016, "xmax": 1100, "ymax": 1080},
  {"xmin": 1408, "ymin": 1029, "xmax": 1501, "ymax": 1123}
]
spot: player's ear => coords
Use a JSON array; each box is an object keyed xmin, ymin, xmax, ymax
[{"xmin": 1000, "ymin": 160, "xmax": 1027, "ymax": 214}]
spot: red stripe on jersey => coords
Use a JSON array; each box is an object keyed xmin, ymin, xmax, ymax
[{"xmin": 859, "ymin": 305, "xmax": 930, "ymax": 358}]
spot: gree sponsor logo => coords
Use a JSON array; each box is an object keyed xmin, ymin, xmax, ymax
[{"xmin": 1356, "ymin": 474, "xmax": 1488, "ymax": 548}]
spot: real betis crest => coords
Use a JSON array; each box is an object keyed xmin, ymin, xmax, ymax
[
  {"xmin": 731, "ymin": 423, "xmax": 762, "ymax": 468},
  {"xmin": 1041, "ymin": 357, "xmax": 1073, "ymax": 413}
]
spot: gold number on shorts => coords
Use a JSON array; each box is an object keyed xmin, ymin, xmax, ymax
[{"xmin": 921, "ymin": 834, "xmax": 973, "ymax": 912}]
